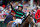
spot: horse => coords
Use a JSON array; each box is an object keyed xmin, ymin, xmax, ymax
[
  {"xmin": 7, "ymin": 12, "xmax": 35, "ymax": 27},
  {"xmin": 18, "ymin": 15, "xmax": 35, "ymax": 27}
]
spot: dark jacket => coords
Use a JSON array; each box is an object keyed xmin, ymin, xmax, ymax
[{"xmin": 4, "ymin": 15, "xmax": 13, "ymax": 24}]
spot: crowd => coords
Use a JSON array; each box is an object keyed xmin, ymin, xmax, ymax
[{"xmin": 0, "ymin": 0, "xmax": 40, "ymax": 27}]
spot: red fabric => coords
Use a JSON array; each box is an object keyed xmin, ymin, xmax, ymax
[
  {"xmin": 11, "ymin": 10, "xmax": 16, "ymax": 14},
  {"xmin": 35, "ymin": 9, "xmax": 40, "ymax": 23}
]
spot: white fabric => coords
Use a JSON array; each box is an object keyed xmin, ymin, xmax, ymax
[{"xmin": 15, "ymin": 19, "xmax": 22, "ymax": 24}]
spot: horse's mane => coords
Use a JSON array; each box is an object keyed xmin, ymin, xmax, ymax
[
  {"xmin": 22, "ymin": 15, "xmax": 28, "ymax": 23},
  {"xmin": 22, "ymin": 12, "xmax": 33, "ymax": 23}
]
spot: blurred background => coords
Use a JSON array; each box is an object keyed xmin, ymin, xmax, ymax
[
  {"xmin": 0, "ymin": 0, "xmax": 40, "ymax": 27},
  {"xmin": 0, "ymin": 0, "xmax": 40, "ymax": 6}
]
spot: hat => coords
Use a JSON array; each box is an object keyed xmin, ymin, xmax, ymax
[
  {"xmin": 18, "ymin": 5, "xmax": 23, "ymax": 9},
  {"xmin": 18, "ymin": 4, "xmax": 23, "ymax": 6},
  {"xmin": 2, "ymin": 4, "xmax": 6, "ymax": 8},
  {"xmin": 11, "ymin": 10, "xmax": 16, "ymax": 14}
]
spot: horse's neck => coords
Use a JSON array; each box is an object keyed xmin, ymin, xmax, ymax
[
  {"xmin": 20, "ymin": 16, "xmax": 30, "ymax": 27},
  {"xmin": 20, "ymin": 18, "xmax": 29, "ymax": 27},
  {"xmin": 28, "ymin": 16, "xmax": 33, "ymax": 23},
  {"xmin": 19, "ymin": 15, "xmax": 33, "ymax": 27}
]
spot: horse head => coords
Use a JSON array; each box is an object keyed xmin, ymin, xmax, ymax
[{"xmin": 26, "ymin": 12, "xmax": 35, "ymax": 26}]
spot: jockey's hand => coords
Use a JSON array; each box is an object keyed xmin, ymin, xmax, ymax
[
  {"xmin": 10, "ymin": 2, "xmax": 13, "ymax": 5},
  {"xmin": 21, "ymin": 16, "xmax": 23, "ymax": 18}
]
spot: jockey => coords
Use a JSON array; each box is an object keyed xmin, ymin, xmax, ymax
[
  {"xmin": 10, "ymin": 4, "xmax": 26, "ymax": 18},
  {"xmin": 4, "ymin": 10, "xmax": 16, "ymax": 24},
  {"xmin": 10, "ymin": 3, "xmax": 26, "ymax": 27}
]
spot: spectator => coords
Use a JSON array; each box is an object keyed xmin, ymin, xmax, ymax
[
  {"xmin": 4, "ymin": 10, "xmax": 16, "ymax": 24},
  {"xmin": 0, "ymin": 10, "xmax": 3, "ymax": 19},
  {"xmin": 35, "ymin": 7, "xmax": 40, "ymax": 23}
]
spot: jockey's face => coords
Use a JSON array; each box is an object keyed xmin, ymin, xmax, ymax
[
  {"xmin": 18, "ymin": 7, "xmax": 22, "ymax": 11},
  {"xmin": 11, "ymin": 12, "xmax": 16, "ymax": 16},
  {"xmin": 13, "ymin": 17, "xmax": 16, "ymax": 20}
]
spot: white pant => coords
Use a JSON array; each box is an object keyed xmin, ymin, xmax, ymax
[
  {"xmin": 11, "ymin": 19, "xmax": 22, "ymax": 27},
  {"xmin": 15, "ymin": 19, "xmax": 22, "ymax": 24}
]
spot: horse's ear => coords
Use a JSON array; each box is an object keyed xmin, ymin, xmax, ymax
[
  {"xmin": 30, "ymin": 15, "xmax": 33, "ymax": 17},
  {"xmin": 29, "ymin": 12, "xmax": 30, "ymax": 15},
  {"xmin": 28, "ymin": 12, "xmax": 30, "ymax": 16}
]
